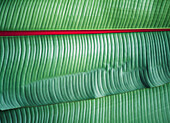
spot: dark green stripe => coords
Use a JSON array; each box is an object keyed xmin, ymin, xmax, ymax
[
  {"xmin": 0, "ymin": 31, "xmax": 169, "ymax": 110},
  {"xmin": 0, "ymin": 83, "xmax": 169, "ymax": 123}
]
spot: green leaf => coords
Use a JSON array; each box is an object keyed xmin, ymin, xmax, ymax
[
  {"xmin": 0, "ymin": 83, "xmax": 169, "ymax": 123},
  {"xmin": 0, "ymin": 0, "xmax": 170, "ymax": 30},
  {"xmin": 0, "ymin": 31, "xmax": 169, "ymax": 110}
]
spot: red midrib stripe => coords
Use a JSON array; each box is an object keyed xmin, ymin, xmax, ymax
[{"xmin": 0, "ymin": 29, "xmax": 170, "ymax": 36}]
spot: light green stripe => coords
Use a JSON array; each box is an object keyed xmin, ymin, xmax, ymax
[{"xmin": 0, "ymin": 0, "xmax": 170, "ymax": 30}]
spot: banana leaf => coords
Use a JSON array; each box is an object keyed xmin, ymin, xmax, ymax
[
  {"xmin": 0, "ymin": 31, "xmax": 169, "ymax": 110},
  {"xmin": 0, "ymin": 0, "xmax": 170, "ymax": 30},
  {"xmin": 0, "ymin": 83, "xmax": 169, "ymax": 123}
]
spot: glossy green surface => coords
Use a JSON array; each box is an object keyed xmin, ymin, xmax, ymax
[
  {"xmin": 0, "ymin": 0, "xmax": 170, "ymax": 30},
  {"xmin": 0, "ymin": 83, "xmax": 169, "ymax": 123},
  {"xmin": 0, "ymin": 31, "xmax": 170, "ymax": 110}
]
